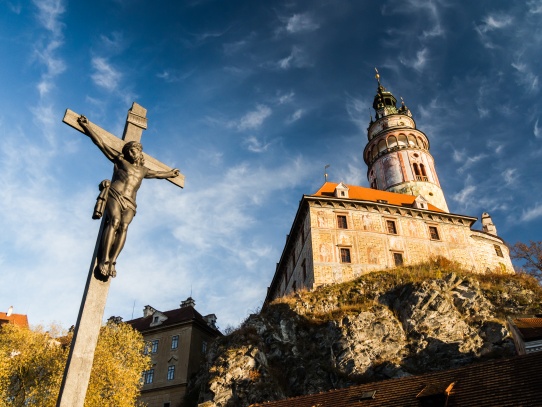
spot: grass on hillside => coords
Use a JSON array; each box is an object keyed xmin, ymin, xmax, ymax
[{"xmin": 270, "ymin": 257, "xmax": 542, "ymax": 323}]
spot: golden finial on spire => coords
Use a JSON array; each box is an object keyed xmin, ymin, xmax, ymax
[{"xmin": 374, "ymin": 67, "xmax": 381, "ymax": 85}]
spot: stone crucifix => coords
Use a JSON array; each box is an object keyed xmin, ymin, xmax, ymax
[{"xmin": 56, "ymin": 103, "xmax": 184, "ymax": 407}]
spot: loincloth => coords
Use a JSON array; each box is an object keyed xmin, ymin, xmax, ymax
[{"xmin": 108, "ymin": 186, "xmax": 137, "ymax": 214}]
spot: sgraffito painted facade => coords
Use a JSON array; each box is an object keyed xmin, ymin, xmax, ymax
[{"xmin": 264, "ymin": 74, "xmax": 514, "ymax": 304}]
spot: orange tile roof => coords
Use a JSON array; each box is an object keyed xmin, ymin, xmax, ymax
[
  {"xmin": 312, "ymin": 182, "xmax": 446, "ymax": 212},
  {"xmin": 0, "ymin": 312, "xmax": 29, "ymax": 328}
]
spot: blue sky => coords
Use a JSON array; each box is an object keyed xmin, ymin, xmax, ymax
[{"xmin": 1, "ymin": 0, "xmax": 541, "ymax": 330}]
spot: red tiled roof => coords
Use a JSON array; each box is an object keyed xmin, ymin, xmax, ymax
[
  {"xmin": 126, "ymin": 306, "xmax": 216, "ymax": 333},
  {"xmin": 313, "ymin": 182, "xmax": 446, "ymax": 212},
  {"xmin": 512, "ymin": 318, "xmax": 542, "ymax": 341},
  {"xmin": 250, "ymin": 352, "xmax": 542, "ymax": 407},
  {"xmin": 0, "ymin": 312, "xmax": 29, "ymax": 328}
]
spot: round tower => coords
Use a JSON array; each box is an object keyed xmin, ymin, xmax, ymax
[{"xmin": 363, "ymin": 70, "xmax": 449, "ymax": 212}]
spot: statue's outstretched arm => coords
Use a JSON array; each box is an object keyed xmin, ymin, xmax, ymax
[
  {"xmin": 78, "ymin": 116, "xmax": 118, "ymax": 162},
  {"xmin": 145, "ymin": 168, "xmax": 180, "ymax": 179}
]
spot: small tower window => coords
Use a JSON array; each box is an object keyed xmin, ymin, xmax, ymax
[
  {"xmin": 393, "ymin": 252, "xmax": 404, "ymax": 266},
  {"xmin": 420, "ymin": 163, "xmax": 427, "ymax": 177},
  {"xmin": 413, "ymin": 163, "xmax": 421, "ymax": 176},
  {"xmin": 494, "ymin": 245, "xmax": 504, "ymax": 257}
]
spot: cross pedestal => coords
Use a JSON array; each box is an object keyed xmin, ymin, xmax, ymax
[{"xmin": 56, "ymin": 103, "xmax": 184, "ymax": 407}]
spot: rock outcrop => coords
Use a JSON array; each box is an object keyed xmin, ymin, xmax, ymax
[{"xmin": 188, "ymin": 264, "xmax": 542, "ymax": 407}]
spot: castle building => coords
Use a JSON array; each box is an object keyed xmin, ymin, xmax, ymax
[
  {"xmin": 123, "ymin": 298, "xmax": 221, "ymax": 407},
  {"xmin": 265, "ymin": 72, "xmax": 513, "ymax": 304}
]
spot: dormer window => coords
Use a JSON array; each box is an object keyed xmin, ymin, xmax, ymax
[{"xmin": 334, "ymin": 182, "xmax": 349, "ymax": 198}]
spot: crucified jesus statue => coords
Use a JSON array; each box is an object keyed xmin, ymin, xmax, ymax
[{"xmin": 78, "ymin": 115, "xmax": 180, "ymax": 278}]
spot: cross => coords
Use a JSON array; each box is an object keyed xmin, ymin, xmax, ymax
[{"xmin": 56, "ymin": 103, "xmax": 184, "ymax": 407}]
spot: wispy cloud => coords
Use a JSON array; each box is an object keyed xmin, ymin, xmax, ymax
[
  {"xmin": 156, "ymin": 69, "xmax": 195, "ymax": 83},
  {"xmin": 32, "ymin": 0, "xmax": 66, "ymax": 97},
  {"xmin": 285, "ymin": 13, "xmax": 319, "ymax": 33},
  {"xmin": 286, "ymin": 109, "xmax": 304, "ymax": 124},
  {"xmin": 399, "ymin": 48, "xmax": 428, "ymax": 71},
  {"xmin": 502, "ymin": 168, "xmax": 518, "ymax": 185},
  {"xmin": 474, "ymin": 13, "xmax": 513, "ymax": 49},
  {"xmin": 511, "ymin": 61, "xmax": 539, "ymax": 94},
  {"xmin": 99, "ymin": 31, "xmax": 126, "ymax": 54},
  {"xmin": 275, "ymin": 46, "xmax": 310, "ymax": 70},
  {"xmin": 519, "ymin": 203, "xmax": 542, "ymax": 222},
  {"xmin": 277, "ymin": 91, "xmax": 295, "ymax": 105},
  {"xmin": 91, "ymin": 57, "xmax": 122, "ymax": 91},
  {"xmin": 233, "ymin": 105, "xmax": 272, "ymax": 131},
  {"xmin": 244, "ymin": 136, "xmax": 271, "ymax": 153},
  {"xmin": 527, "ymin": 0, "xmax": 542, "ymax": 14},
  {"xmin": 535, "ymin": 118, "xmax": 541, "ymax": 138}
]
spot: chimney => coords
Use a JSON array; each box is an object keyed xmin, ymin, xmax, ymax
[
  {"xmin": 481, "ymin": 212, "xmax": 498, "ymax": 235},
  {"xmin": 203, "ymin": 314, "xmax": 217, "ymax": 329},
  {"xmin": 180, "ymin": 297, "xmax": 196, "ymax": 308},
  {"xmin": 107, "ymin": 316, "xmax": 123, "ymax": 324},
  {"xmin": 143, "ymin": 305, "xmax": 156, "ymax": 317}
]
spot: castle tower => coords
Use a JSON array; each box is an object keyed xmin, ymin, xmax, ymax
[{"xmin": 363, "ymin": 69, "xmax": 449, "ymax": 212}]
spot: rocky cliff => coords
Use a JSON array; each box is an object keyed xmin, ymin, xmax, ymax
[{"xmin": 187, "ymin": 260, "xmax": 542, "ymax": 407}]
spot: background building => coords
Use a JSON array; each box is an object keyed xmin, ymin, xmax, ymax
[
  {"xmin": 265, "ymin": 75, "xmax": 514, "ymax": 304},
  {"xmin": 0, "ymin": 306, "xmax": 28, "ymax": 328},
  {"xmin": 124, "ymin": 297, "xmax": 221, "ymax": 407},
  {"xmin": 508, "ymin": 316, "xmax": 542, "ymax": 355}
]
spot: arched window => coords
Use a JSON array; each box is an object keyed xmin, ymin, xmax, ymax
[
  {"xmin": 413, "ymin": 163, "xmax": 420, "ymax": 176},
  {"xmin": 417, "ymin": 137, "xmax": 427, "ymax": 149},
  {"xmin": 397, "ymin": 134, "xmax": 408, "ymax": 147},
  {"xmin": 420, "ymin": 163, "xmax": 427, "ymax": 177},
  {"xmin": 408, "ymin": 135, "xmax": 418, "ymax": 147},
  {"xmin": 387, "ymin": 136, "xmax": 398, "ymax": 148},
  {"xmin": 372, "ymin": 146, "xmax": 378, "ymax": 159},
  {"xmin": 378, "ymin": 139, "xmax": 387, "ymax": 153}
]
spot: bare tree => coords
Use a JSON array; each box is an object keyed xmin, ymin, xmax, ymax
[{"xmin": 510, "ymin": 241, "xmax": 542, "ymax": 281}]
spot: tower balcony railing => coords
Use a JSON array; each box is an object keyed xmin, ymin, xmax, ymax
[{"xmin": 415, "ymin": 175, "xmax": 429, "ymax": 181}]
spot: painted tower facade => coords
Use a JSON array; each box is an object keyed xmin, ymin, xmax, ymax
[{"xmin": 363, "ymin": 71, "xmax": 449, "ymax": 212}]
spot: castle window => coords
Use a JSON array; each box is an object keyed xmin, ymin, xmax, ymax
[
  {"xmin": 167, "ymin": 365, "xmax": 175, "ymax": 381},
  {"xmin": 386, "ymin": 220, "xmax": 397, "ymax": 234},
  {"xmin": 337, "ymin": 215, "xmax": 348, "ymax": 229},
  {"xmin": 171, "ymin": 335, "xmax": 179, "ymax": 349},
  {"xmin": 420, "ymin": 163, "xmax": 427, "ymax": 177},
  {"xmin": 340, "ymin": 248, "xmax": 351, "ymax": 263},
  {"xmin": 408, "ymin": 135, "xmax": 418, "ymax": 147},
  {"xmin": 202, "ymin": 341, "xmax": 208, "ymax": 354},
  {"xmin": 151, "ymin": 340, "xmax": 159, "ymax": 354},
  {"xmin": 413, "ymin": 163, "xmax": 421, "ymax": 176},
  {"xmin": 494, "ymin": 245, "xmax": 504, "ymax": 257},
  {"xmin": 378, "ymin": 139, "xmax": 387, "ymax": 152},
  {"xmin": 393, "ymin": 252, "xmax": 404, "ymax": 266},
  {"xmin": 429, "ymin": 226, "xmax": 440, "ymax": 240},
  {"xmin": 144, "ymin": 369, "xmax": 154, "ymax": 384}
]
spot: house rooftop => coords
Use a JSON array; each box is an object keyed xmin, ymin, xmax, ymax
[
  {"xmin": 313, "ymin": 182, "xmax": 446, "ymax": 213},
  {"xmin": 250, "ymin": 352, "xmax": 542, "ymax": 407},
  {"xmin": 125, "ymin": 305, "xmax": 218, "ymax": 333},
  {"xmin": 0, "ymin": 311, "xmax": 29, "ymax": 328},
  {"xmin": 510, "ymin": 317, "xmax": 542, "ymax": 341}
]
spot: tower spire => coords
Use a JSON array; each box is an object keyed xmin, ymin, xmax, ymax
[{"xmin": 363, "ymin": 71, "xmax": 449, "ymax": 212}]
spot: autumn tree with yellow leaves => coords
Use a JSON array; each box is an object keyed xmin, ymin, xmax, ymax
[{"xmin": 0, "ymin": 321, "xmax": 150, "ymax": 406}]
